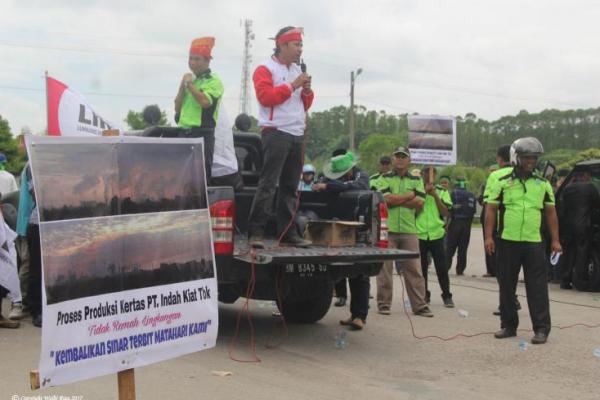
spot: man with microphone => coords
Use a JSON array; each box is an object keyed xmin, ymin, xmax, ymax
[{"xmin": 247, "ymin": 26, "xmax": 314, "ymax": 248}]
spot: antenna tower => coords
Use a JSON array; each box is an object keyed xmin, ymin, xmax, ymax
[{"xmin": 239, "ymin": 19, "xmax": 255, "ymax": 115}]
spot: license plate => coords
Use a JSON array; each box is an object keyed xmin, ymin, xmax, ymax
[{"xmin": 285, "ymin": 263, "xmax": 328, "ymax": 277}]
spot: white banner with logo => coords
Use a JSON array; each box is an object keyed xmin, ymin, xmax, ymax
[{"xmin": 46, "ymin": 75, "xmax": 123, "ymax": 137}]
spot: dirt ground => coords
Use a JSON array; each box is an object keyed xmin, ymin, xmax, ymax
[{"xmin": 2, "ymin": 228, "xmax": 600, "ymax": 400}]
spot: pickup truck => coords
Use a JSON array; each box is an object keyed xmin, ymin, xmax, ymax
[
  {"xmin": 3, "ymin": 127, "xmax": 418, "ymax": 324},
  {"xmin": 208, "ymin": 130, "xmax": 418, "ymax": 323}
]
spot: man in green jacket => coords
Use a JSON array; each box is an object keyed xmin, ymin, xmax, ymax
[
  {"xmin": 369, "ymin": 156, "xmax": 391, "ymax": 190},
  {"xmin": 174, "ymin": 37, "xmax": 224, "ymax": 180},
  {"xmin": 376, "ymin": 147, "xmax": 432, "ymax": 317},
  {"xmin": 416, "ymin": 166, "xmax": 454, "ymax": 307},
  {"xmin": 485, "ymin": 137, "xmax": 561, "ymax": 345}
]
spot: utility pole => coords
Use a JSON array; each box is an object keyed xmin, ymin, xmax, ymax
[
  {"xmin": 349, "ymin": 68, "xmax": 362, "ymax": 151},
  {"xmin": 239, "ymin": 19, "xmax": 255, "ymax": 115}
]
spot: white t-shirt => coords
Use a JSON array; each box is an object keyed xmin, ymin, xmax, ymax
[
  {"xmin": 0, "ymin": 170, "xmax": 18, "ymax": 197},
  {"xmin": 211, "ymin": 106, "xmax": 239, "ymax": 178}
]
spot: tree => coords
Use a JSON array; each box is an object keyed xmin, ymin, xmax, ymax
[
  {"xmin": 0, "ymin": 115, "xmax": 25, "ymax": 175},
  {"xmin": 124, "ymin": 105, "xmax": 169, "ymax": 130},
  {"xmin": 358, "ymin": 134, "xmax": 405, "ymax": 174},
  {"xmin": 557, "ymin": 148, "xmax": 600, "ymax": 170}
]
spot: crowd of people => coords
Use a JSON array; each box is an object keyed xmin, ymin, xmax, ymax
[
  {"xmin": 0, "ymin": 139, "xmax": 43, "ymax": 330},
  {"xmin": 291, "ymin": 138, "xmax": 575, "ymax": 345},
  {"xmin": 0, "ymin": 25, "xmax": 597, "ymax": 349}
]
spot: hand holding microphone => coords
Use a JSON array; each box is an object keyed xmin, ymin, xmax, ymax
[{"xmin": 292, "ymin": 59, "xmax": 312, "ymax": 92}]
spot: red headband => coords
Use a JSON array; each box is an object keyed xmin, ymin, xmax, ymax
[{"xmin": 275, "ymin": 27, "xmax": 304, "ymax": 45}]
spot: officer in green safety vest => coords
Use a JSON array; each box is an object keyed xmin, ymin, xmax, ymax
[
  {"xmin": 416, "ymin": 166, "xmax": 454, "ymax": 307},
  {"xmin": 369, "ymin": 156, "xmax": 391, "ymax": 191},
  {"xmin": 174, "ymin": 37, "xmax": 224, "ymax": 180},
  {"xmin": 482, "ymin": 145, "xmax": 521, "ymax": 316},
  {"xmin": 485, "ymin": 137, "xmax": 561, "ymax": 345},
  {"xmin": 375, "ymin": 146, "xmax": 433, "ymax": 317}
]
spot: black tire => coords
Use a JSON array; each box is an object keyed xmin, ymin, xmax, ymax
[
  {"xmin": 572, "ymin": 244, "xmax": 600, "ymax": 292},
  {"xmin": 217, "ymin": 285, "xmax": 240, "ymax": 304},
  {"xmin": 277, "ymin": 281, "xmax": 333, "ymax": 323}
]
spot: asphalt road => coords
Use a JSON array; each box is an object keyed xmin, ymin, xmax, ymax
[{"xmin": 2, "ymin": 228, "xmax": 600, "ymax": 400}]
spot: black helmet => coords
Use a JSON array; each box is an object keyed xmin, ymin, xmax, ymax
[
  {"xmin": 234, "ymin": 113, "xmax": 252, "ymax": 132},
  {"xmin": 510, "ymin": 137, "xmax": 544, "ymax": 166}
]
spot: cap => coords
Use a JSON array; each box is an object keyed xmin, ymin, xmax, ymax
[
  {"xmin": 393, "ymin": 146, "xmax": 410, "ymax": 157},
  {"xmin": 379, "ymin": 156, "xmax": 391, "ymax": 164}
]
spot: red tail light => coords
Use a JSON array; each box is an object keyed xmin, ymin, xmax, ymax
[
  {"xmin": 377, "ymin": 202, "xmax": 389, "ymax": 248},
  {"xmin": 210, "ymin": 200, "xmax": 235, "ymax": 255}
]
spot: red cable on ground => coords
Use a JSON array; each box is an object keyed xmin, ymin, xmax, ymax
[
  {"xmin": 228, "ymin": 250, "xmax": 261, "ymax": 362},
  {"xmin": 265, "ymin": 267, "xmax": 290, "ymax": 349},
  {"xmin": 399, "ymin": 274, "xmax": 600, "ymax": 341},
  {"xmin": 399, "ymin": 275, "xmax": 497, "ymax": 341}
]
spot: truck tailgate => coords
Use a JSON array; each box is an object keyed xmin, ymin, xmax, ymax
[{"xmin": 234, "ymin": 240, "xmax": 417, "ymax": 264}]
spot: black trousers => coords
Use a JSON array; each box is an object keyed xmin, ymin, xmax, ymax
[
  {"xmin": 0, "ymin": 284, "xmax": 7, "ymax": 315},
  {"xmin": 419, "ymin": 238, "xmax": 452, "ymax": 300},
  {"xmin": 26, "ymin": 224, "xmax": 42, "ymax": 318},
  {"xmin": 483, "ymin": 223, "xmax": 497, "ymax": 276},
  {"xmin": 496, "ymin": 239, "xmax": 551, "ymax": 335},
  {"xmin": 562, "ymin": 228, "xmax": 590, "ymax": 284},
  {"xmin": 335, "ymin": 278, "xmax": 347, "ymax": 298},
  {"xmin": 446, "ymin": 218, "xmax": 473, "ymax": 274},
  {"xmin": 248, "ymin": 130, "xmax": 304, "ymax": 237},
  {"xmin": 349, "ymin": 275, "xmax": 370, "ymax": 321},
  {"xmin": 210, "ymin": 171, "xmax": 244, "ymax": 192},
  {"xmin": 182, "ymin": 127, "xmax": 215, "ymax": 181}
]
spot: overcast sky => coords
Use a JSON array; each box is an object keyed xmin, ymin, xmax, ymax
[{"xmin": 2, "ymin": 0, "xmax": 599, "ymax": 135}]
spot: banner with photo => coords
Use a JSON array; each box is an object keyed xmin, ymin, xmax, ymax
[
  {"xmin": 26, "ymin": 136, "xmax": 217, "ymax": 388},
  {"xmin": 408, "ymin": 115, "xmax": 457, "ymax": 165}
]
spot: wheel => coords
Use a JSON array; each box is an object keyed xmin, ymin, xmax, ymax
[
  {"xmin": 277, "ymin": 281, "xmax": 333, "ymax": 323},
  {"xmin": 217, "ymin": 285, "xmax": 240, "ymax": 304},
  {"xmin": 572, "ymin": 243, "xmax": 600, "ymax": 292}
]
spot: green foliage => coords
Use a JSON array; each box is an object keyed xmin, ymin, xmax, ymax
[
  {"xmin": 437, "ymin": 164, "xmax": 488, "ymax": 195},
  {"xmin": 0, "ymin": 115, "xmax": 26, "ymax": 175},
  {"xmin": 357, "ymin": 134, "xmax": 405, "ymax": 173},
  {"xmin": 556, "ymin": 148, "xmax": 600, "ymax": 170},
  {"xmin": 540, "ymin": 148, "xmax": 578, "ymax": 167},
  {"xmin": 304, "ymin": 105, "xmax": 600, "ymax": 178},
  {"xmin": 306, "ymin": 105, "xmax": 408, "ymax": 168},
  {"xmin": 124, "ymin": 105, "xmax": 169, "ymax": 130}
]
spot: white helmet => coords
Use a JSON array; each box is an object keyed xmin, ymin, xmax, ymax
[
  {"xmin": 509, "ymin": 137, "xmax": 544, "ymax": 166},
  {"xmin": 302, "ymin": 164, "xmax": 316, "ymax": 174}
]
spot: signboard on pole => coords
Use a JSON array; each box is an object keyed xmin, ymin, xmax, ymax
[
  {"xmin": 26, "ymin": 136, "xmax": 217, "ymax": 388},
  {"xmin": 407, "ymin": 115, "xmax": 457, "ymax": 165}
]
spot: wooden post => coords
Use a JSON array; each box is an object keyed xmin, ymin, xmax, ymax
[
  {"xmin": 117, "ymin": 369, "xmax": 136, "ymax": 400},
  {"xmin": 30, "ymin": 370, "xmax": 40, "ymax": 390},
  {"xmin": 428, "ymin": 165, "xmax": 434, "ymax": 185}
]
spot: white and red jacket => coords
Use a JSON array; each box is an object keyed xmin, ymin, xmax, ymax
[{"xmin": 253, "ymin": 57, "xmax": 314, "ymax": 136}]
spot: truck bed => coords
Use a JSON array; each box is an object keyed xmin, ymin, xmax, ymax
[{"xmin": 234, "ymin": 239, "xmax": 417, "ymax": 265}]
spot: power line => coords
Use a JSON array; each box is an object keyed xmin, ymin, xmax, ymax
[
  {"xmin": 0, "ymin": 84, "xmax": 236, "ymax": 100},
  {"xmin": 0, "ymin": 41, "xmax": 240, "ymax": 60},
  {"xmin": 355, "ymin": 97, "xmax": 414, "ymax": 113},
  {"xmin": 0, "ymin": 41, "xmax": 181, "ymax": 59},
  {"xmin": 0, "ymin": 41, "xmax": 592, "ymax": 109}
]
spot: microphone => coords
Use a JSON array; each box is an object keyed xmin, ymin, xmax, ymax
[{"xmin": 300, "ymin": 59, "xmax": 307, "ymax": 73}]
